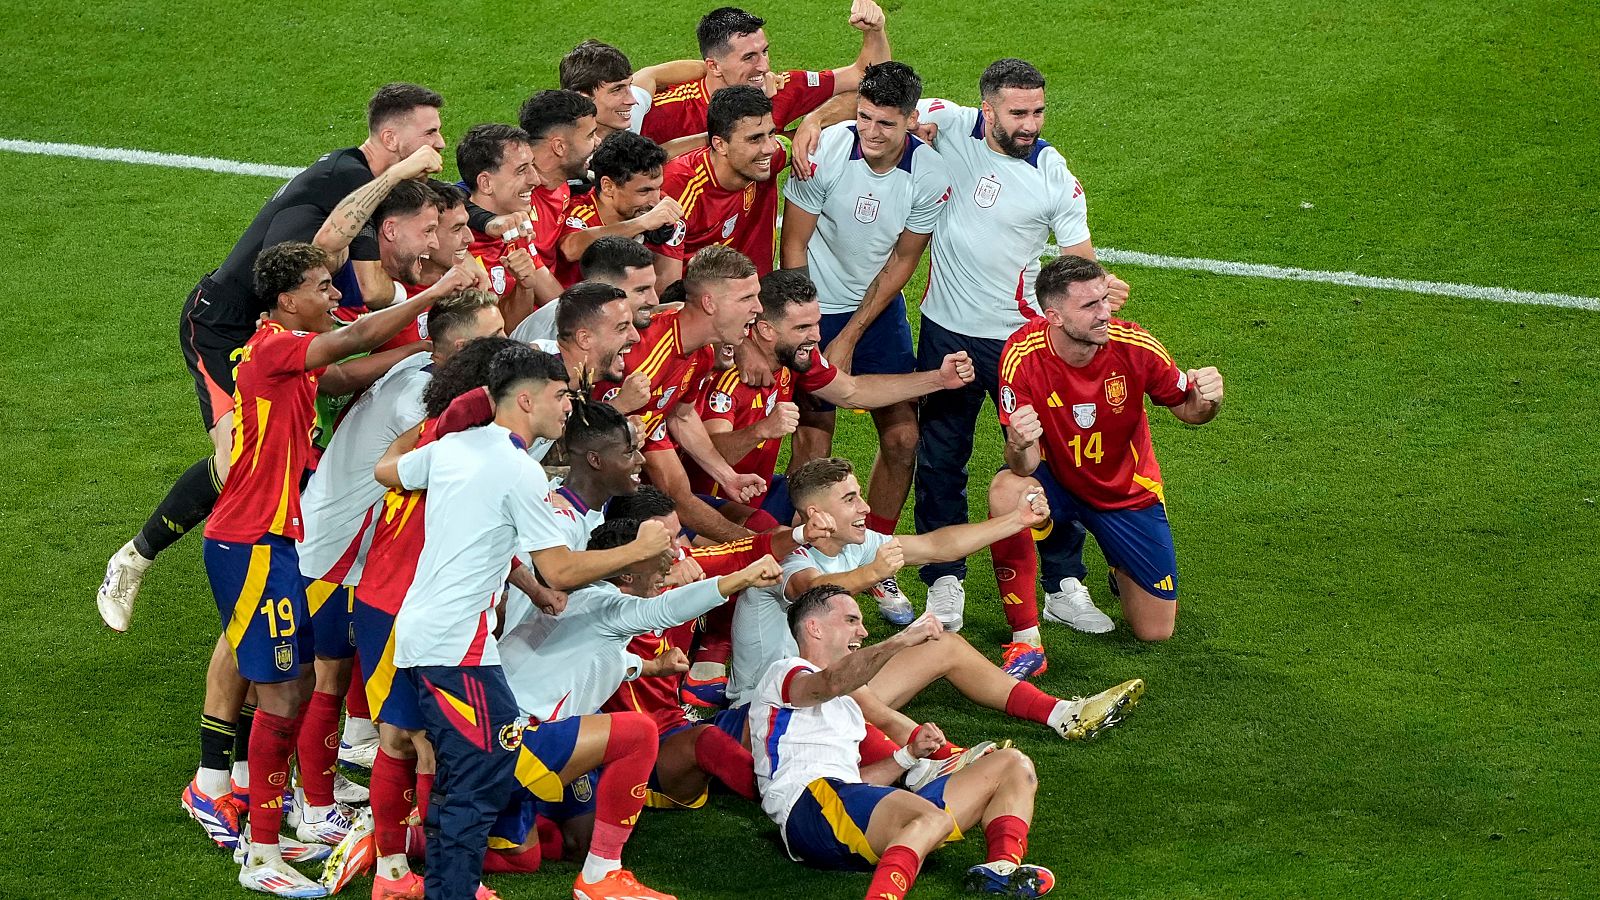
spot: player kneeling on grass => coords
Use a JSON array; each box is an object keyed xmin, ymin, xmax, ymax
[
  {"xmin": 988, "ymin": 255, "xmax": 1224, "ymax": 646},
  {"xmin": 753, "ymin": 587, "xmax": 1055, "ymax": 899}
]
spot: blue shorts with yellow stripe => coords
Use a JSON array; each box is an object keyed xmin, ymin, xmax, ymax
[
  {"xmin": 509, "ymin": 716, "xmax": 585, "ymax": 807},
  {"xmin": 352, "ymin": 597, "xmax": 420, "ymax": 730},
  {"xmin": 304, "ymin": 578, "xmax": 357, "ymax": 659},
  {"xmin": 204, "ymin": 534, "xmax": 312, "ymax": 684},
  {"xmin": 782, "ymin": 776, "xmax": 959, "ymax": 871},
  {"xmin": 1028, "ymin": 463, "xmax": 1179, "ymax": 601}
]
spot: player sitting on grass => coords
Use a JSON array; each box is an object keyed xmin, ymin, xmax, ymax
[{"xmin": 752, "ymin": 586, "xmax": 1056, "ymax": 899}]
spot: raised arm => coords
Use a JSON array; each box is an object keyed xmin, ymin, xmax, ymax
[
  {"xmin": 642, "ymin": 447, "xmax": 753, "ymax": 544},
  {"xmin": 305, "ymin": 263, "xmax": 473, "ymax": 371},
  {"xmin": 1171, "ymin": 366, "xmax": 1224, "ymax": 424},
  {"xmin": 313, "ymin": 146, "xmax": 443, "ymax": 268},
  {"xmin": 895, "ymin": 488, "xmax": 1049, "ymax": 566},
  {"xmin": 528, "ymin": 519, "xmax": 676, "ymax": 592},
  {"xmin": 812, "ymin": 349, "xmax": 973, "ymax": 409},
  {"xmin": 632, "ymin": 59, "xmax": 706, "ymax": 96},
  {"xmin": 667, "ymin": 403, "xmax": 765, "ymax": 503},
  {"xmin": 784, "ymin": 615, "xmax": 940, "ymax": 707},
  {"xmin": 783, "ymin": 537, "xmax": 903, "ymax": 600}
]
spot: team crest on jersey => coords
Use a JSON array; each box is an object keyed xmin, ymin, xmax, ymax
[
  {"xmin": 999, "ymin": 385, "xmax": 1017, "ymax": 414},
  {"xmin": 854, "ymin": 195, "xmax": 880, "ymax": 224},
  {"xmin": 709, "ymin": 391, "xmax": 733, "ymax": 414},
  {"xmin": 491, "ymin": 265, "xmax": 507, "ymax": 295},
  {"xmin": 602, "ymin": 386, "xmax": 621, "ymax": 402},
  {"xmin": 722, "ymin": 215, "xmax": 740, "ymax": 238},
  {"xmin": 497, "ymin": 722, "xmax": 524, "ymax": 752},
  {"xmin": 741, "ymin": 183, "xmax": 757, "ymax": 211},
  {"xmin": 656, "ymin": 386, "xmax": 678, "ymax": 410},
  {"xmin": 974, "ymin": 176, "xmax": 1002, "ymax": 208},
  {"xmin": 273, "ymin": 643, "xmax": 293, "ymax": 672},
  {"xmin": 1105, "ymin": 374, "xmax": 1128, "ymax": 408},
  {"xmin": 1073, "ymin": 402, "xmax": 1097, "ymax": 428}
]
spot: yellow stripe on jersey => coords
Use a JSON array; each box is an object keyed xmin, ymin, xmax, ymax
[
  {"xmin": 225, "ymin": 543, "xmax": 274, "ymax": 651},
  {"xmin": 269, "ymin": 447, "xmax": 294, "ymax": 535},
  {"xmin": 636, "ymin": 338, "xmax": 676, "ymax": 383},
  {"xmin": 1107, "ymin": 325, "xmax": 1173, "ymax": 365},
  {"xmin": 1000, "ymin": 333, "xmax": 1048, "ymax": 382},
  {"xmin": 808, "ymin": 779, "xmax": 880, "ymax": 864},
  {"xmin": 693, "ymin": 537, "xmax": 757, "ymax": 557},
  {"xmin": 715, "ymin": 368, "xmax": 742, "ymax": 396},
  {"xmin": 654, "ymin": 81, "xmax": 704, "ymax": 105},
  {"xmin": 678, "ymin": 169, "xmax": 712, "ymax": 216},
  {"xmin": 1128, "ymin": 443, "xmax": 1166, "ymax": 503}
]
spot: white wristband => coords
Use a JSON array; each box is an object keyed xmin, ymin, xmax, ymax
[
  {"xmin": 892, "ymin": 746, "xmax": 917, "ymax": 769},
  {"xmin": 793, "ymin": 524, "xmax": 809, "ymax": 545}
]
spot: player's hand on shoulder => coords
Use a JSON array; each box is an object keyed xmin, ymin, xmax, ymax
[
  {"xmin": 849, "ymin": 0, "xmax": 886, "ymax": 32},
  {"xmin": 1106, "ymin": 272, "xmax": 1131, "ymax": 311},
  {"xmin": 1007, "ymin": 404, "xmax": 1044, "ymax": 446},
  {"xmin": 938, "ymin": 351, "xmax": 976, "ymax": 388},
  {"xmin": 1188, "ymin": 366, "xmax": 1224, "ymax": 404},
  {"xmin": 912, "ymin": 122, "xmax": 940, "ymax": 144},
  {"xmin": 791, "ymin": 119, "xmax": 822, "ymax": 181},
  {"xmin": 393, "ymin": 145, "xmax": 443, "ymax": 181},
  {"xmin": 735, "ymin": 338, "xmax": 776, "ymax": 387}
]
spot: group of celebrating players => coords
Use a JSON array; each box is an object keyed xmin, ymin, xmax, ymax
[{"xmin": 95, "ymin": 4, "xmax": 1226, "ymax": 900}]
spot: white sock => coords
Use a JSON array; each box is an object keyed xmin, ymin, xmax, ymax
[
  {"xmin": 580, "ymin": 853, "xmax": 622, "ymax": 883},
  {"xmin": 377, "ymin": 854, "xmax": 410, "ymax": 880},
  {"xmin": 1011, "ymin": 626, "xmax": 1041, "ymax": 645},
  {"xmin": 303, "ymin": 802, "xmax": 333, "ymax": 823},
  {"xmin": 1046, "ymin": 700, "xmax": 1075, "ymax": 730},
  {"xmin": 688, "ymin": 661, "xmax": 725, "ymax": 681},
  {"xmin": 196, "ymin": 766, "xmax": 230, "ymax": 798},
  {"xmin": 247, "ymin": 840, "xmax": 283, "ymax": 867},
  {"xmin": 231, "ymin": 761, "xmax": 250, "ymax": 789},
  {"xmin": 342, "ymin": 715, "xmax": 378, "ymax": 746}
]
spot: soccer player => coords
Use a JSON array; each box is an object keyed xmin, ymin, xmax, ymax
[
  {"xmin": 596, "ymin": 246, "xmax": 766, "ymax": 544},
  {"xmin": 516, "ymin": 90, "xmax": 602, "ymax": 264},
  {"xmin": 640, "ymin": 4, "xmax": 888, "ymax": 146},
  {"xmin": 752, "ymin": 587, "xmax": 1057, "ymax": 899},
  {"xmin": 779, "ymin": 61, "xmax": 952, "ymax": 536},
  {"xmin": 456, "ymin": 123, "xmax": 560, "ymax": 329},
  {"xmin": 551, "ymin": 131, "xmax": 682, "ymax": 287},
  {"xmin": 988, "ymin": 255, "xmax": 1223, "ymax": 646},
  {"xmin": 510, "ymin": 236, "xmax": 661, "ymax": 344},
  {"xmin": 97, "ymin": 83, "xmax": 445, "ymax": 632},
  {"xmin": 559, "ymin": 39, "xmax": 707, "ymax": 152},
  {"xmin": 187, "ymin": 241, "xmax": 466, "ymax": 897},
  {"xmin": 909, "ymin": 58, "xmax": 1134, "ymax": 635}
]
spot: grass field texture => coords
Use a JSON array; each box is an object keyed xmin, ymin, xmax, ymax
[{"xmin": 2, "ymin": 1, "xmax": 1597, "ymax": 897}]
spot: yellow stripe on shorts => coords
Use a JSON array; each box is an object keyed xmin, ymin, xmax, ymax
[
  {"xmin": 808, "ymin": 779, "xmax": 879, "ymax": 864},
  {"xmin": 225, "ymin": 543, "xmax": 274, "ymax": 650}
]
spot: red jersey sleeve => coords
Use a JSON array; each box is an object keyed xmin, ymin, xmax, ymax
[
  {"xmin": 997, "ymin": 327, "xmax": 1044, "ymax": 428},
  {"xmin": 434, "ymin": 388, "xmax": 495, "ymax": 437},
  {"xmin": 771, "ymin": 70, "xmax": 837, "ymax": 129},
  {"xmin": 253, "ymin": 327, "xmax": 316, "ymax": 380},
  {"xmin": 688, "ymin": 532, "xmax": 775, "ymax": 577},
  {"xmin": 1112, "ymin": 321, "xmax": 1187, "ymax": 407},
  {"xmin": 796, "ymin": 350, "xmax": 840, "ymax": 393}
]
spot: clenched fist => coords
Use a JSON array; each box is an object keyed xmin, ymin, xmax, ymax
[
  {"xmin": 938, "ymin": 351, "xmax": 976, "ymax": 389},
  {"xmin": 874, "ymin": 537, "xmax": 905, "ymax": 580},
  {"xmin": 1016, "ymin": 487, "xmax": 1050, "ymax": 528},
  {"xmin": 1187, "ymin": 366, "xmax": 1224, "ymax": 404},
  {"xmin": 632, "ymin": 519, "xmax": 677, "ymax": 561},
  {"xmin": 393, "ymin": 145, "xmax": 443, "ymax": 181},
  {"xmin": 802, "ymin": 508, "xmax": 836, "ymax": 544},
  {"xmin": 759, "ymin": 400, "xmax": 801, "ymax": 440},
  {"xmin": 1006, "ymin": 403, "xmax": 1044, "ymax": 448}
]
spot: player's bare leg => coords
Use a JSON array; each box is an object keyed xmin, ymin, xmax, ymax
[
  {"xmin": 856, "ymin": 790, "xmax": 954, "ymax": 899},
  {"xmin": 790, "ymin": 406, "xmax": 835, "ymax": 472},
  {"xmin": 864, "ymin": 401, "xmax": 918, "ymax": 530},
  {"xmin": 1113, "ymin": 568, "xmax": 1177, "ymax": 642},
  {"xmin": 937, "ymin": 748, "xmax": 1055, "ymax": 895},
  {"xmin": 655, "ymin": 722, "xmax": 757, "ymax": 804},
  {"xmin": 652, "ymin": 727, "xmax": 713, "ymax": 806}
]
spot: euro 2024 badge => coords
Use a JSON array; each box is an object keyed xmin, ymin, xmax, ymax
[
  {"xmin": 1072, "ymin": 402, "xmax": 1097, "ymax": 428},
  {"xmin": 708, "ymin": 390, "xmax": 733, "ymax": 414},
  {"xmin": 974, "ymin": 176, "xmax": 1001, "ymax": 208},
  {"xmin": 854, "ymin": 195, "xmax": 880, "ymax": 224}
]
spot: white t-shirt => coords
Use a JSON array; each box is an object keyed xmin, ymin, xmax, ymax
[
  {"xmin": 502, "ymin": 579, "xmax": 728, "ymax": 721},
  {"xmin": 782, "ymin": 122, "xmax": 952, "ymax": 314},
  {"xmin": 914, "ymin": 98, "xmax": 1092, "ymax": 341},
  {"xmin": 496, "ymin": 487, "xmax": 604, "ymax": 646},
  {"xmin": 391, "ymin": 423, "xmax": 568, "ymax": 668},
  {"xmin": 728, "ymin": 530, "xmax": 893, "ymax": 706},
  {"xmin": 511, "ymin": 305, "xmax": 559, "ymax": 345},
  {"xmin": 627, "ymin": 85, "xmax": 652, "ymax": 135},
  {"xmin": 298, "ymin": 353, "xmax": 430, "ymax": 584},
  {"xmin": 750, "ymin": 656, "xmax": 866, "ymax": 831}
]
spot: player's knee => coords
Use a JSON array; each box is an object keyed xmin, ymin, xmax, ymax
[
  {"xmin": 901, "ymin": 805, "xmax": 954, "ymax": 848},
  {"xmin": 993, "ymin": 747, "xmax": 1037, "ymax": 784},
  {"xmin": 1131, "ymin": 619, "xmax": 1175, "ymax": 642},
  {"xmin": 987, "ymin": 471, "xmax": 1031, "ymax": 506},
  {"xmin": 878, "ymin": 423, "xmax": 919, "ymax": 468},
  {"xmin": 608, "ymin": 711, "xmax": 658, "ymax": 751}
]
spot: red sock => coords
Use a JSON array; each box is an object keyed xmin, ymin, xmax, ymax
[
  {"xmin": 694, "ymin": 601, "xmax": 734, "ymax": 667},
  {"xmin": 865, "ymin": 512, "xmax": 898, "ymax": 535},
  {"xmin": 984, "ymin": 815, "xmax": 1030, "ymax": 865},
  {"xmin": 1004, "ymin": 682, "xmax": 1059, "ymax": 726},
  {"xmin": 693, "ymin": 723, "xmax": 756, "ymax": 800},
  {"xmin": 415, "ymin": 772, "xmax": 434, "ymax": 822},
  {"xmin": 744, "ymin": 508, "xmax": 780, "ymax": 532},
  {"xmin": 991, "ymin": 528, "xmax": 1041, "ymax": 632},
  {"xmin": 369, "ymin": 749, "xmax": 416, "ymax": 857},
  {"xmin": 866, "ymin": 844, "xmax": 922, "ymax": 900},
  {"xmin": 858, "ymin": 723, "xmax": 900, "ymax": 766},
  {"xmin": 482, "ymin": 843, "xmax": 542, "ymax": 873},
  {"xmin": 248, "ymin": 708, "xmax": 298, "ymax": 846},
  {"xmin": 587, "ymin": 712, "xmax": 658, "ymax": 861},
  {"xmin": 296, "ymin": 689, "xmax": 342, "ymax": 807},
  {"xmin": 536, "ymin": 815, "xmax": 565, "ymax": 861},
  {"xmin": 345, "ymin": 659, "xmax": 370, "ymax": 720}
]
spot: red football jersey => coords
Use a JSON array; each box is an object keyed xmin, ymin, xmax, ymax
[
  {"xmin": 205, "ymin": 323, "xmax": 324, "ymax": 543},
  {"xmin": 553, "ymin": 193, "xmax": 603, "ymax": 287},
  {"xmin": 687, "ymin": 357, "xmax": 839, "ymax": 497},
  {"xmin": 658, "ymin": 144, "xmax": 789, "ymax": 275},
  {"xmin": 601, "ymin": 532, "xmax": 776, "ymax": 731},
  {"xmin": 530, "ymin": 182, "xmax": 570, "ymax": 261},
  {"xmin": 642, "ymin": 71, "xmax": 837, "ymax": 144},
  {"xmin": 469, "ymin": 227, "xmax": 549, "ymax": 304},
  {"xmin": 594, "ymin": 307, "xmax": 716, "ymax": 452},
  {"xmin": 998, "ymin": 318, "xmax": 1189, "ymax": 511}
]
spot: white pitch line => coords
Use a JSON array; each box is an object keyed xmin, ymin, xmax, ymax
[{"xmin": 5, "ymin": 137, "xmax": 1596, "ymax": 311}]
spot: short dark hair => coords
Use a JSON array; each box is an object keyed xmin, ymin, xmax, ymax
[
  {"xmin": 589, "ymin": 131, "xmax": 667, "ymax": 190},
  {"xmin": 581, "ymin": 236, "xmax": 655, "ymax": 282},
  {"xmin": 422, "ymin": 336, "xmax": 521, "ymax": 417},
  {"xmin": 587, "ymin": 517, "xmax": 639, "ymax": 552},
  {"xmin": 707, "ymin": 85, "xmax": 772, "ymax": 142},
  {"xmin": 978, "ymin": 58, "xmax": 1045, "ymax": 101},
  {"xmin": 684, "ymin": 245, "xmax": 757, "ymax": 297},
  {"xmin": 428, "ymin": 179, "xmax": 468, "ymax": 209},
  {"xmin": 758, "ymin": 269, "xmax": 817, "ymax": 322},
  {"xmin": 1035, "ymin": 255, "xmax": 1108, "ymax": 309},
  {"xmin": 563, "ymin": 397, "xmax": 631, "ymax": 456},
  {"xmin": 253, "ymin": 241, "xmax": 332, "ymax": 305},
  {"xmin": 858, "ymin": 62, "xmax": 922, "ymax": 115},
  {"xmin": 555, "ymin": 281, "xmax": 629, "ymax": 341},
  {"xmin": 425, "ymin": 290, "xmax": 499, "ymax": 347},
  {"xmin": 367, "ymin": 83, "xmax": 444, "ymax": 132},
  {"xmin": 561, "ymin": 40, "xmax": 634, "ymax": 94},
  {"xmin": 456, "ymin": 123, "xmax": 531, "ymax": 187},
  {"xmin": 518, "ymin": 90, "xmax": 599, "ymax": 142},
  {"xmin": 606, "ymin": 484, "xmax": 676, "ymax": 521},
  {"xmin": 375, "ymin": 179, "xmax": 444, "ymax": 226},
  {"xmin": 788, "ymin": 457, "xmax": 855, "ymax": 506},
  {"xmin": 487, "ymin": 344, "xmax": 569, "ymax": 402},
  {"xmin": 788, "ymin": 583, "xmax": 850, "ymax": 637},
  {"xmin": 697, "ymin": 7, "xmax": 766, "ymax": 57}
]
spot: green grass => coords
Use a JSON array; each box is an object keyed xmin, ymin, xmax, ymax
[{"xmin": 3, "ymin": 1, "xmax": 1598, "ymax": 897}]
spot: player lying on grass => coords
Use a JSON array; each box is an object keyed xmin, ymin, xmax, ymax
[
  {"xmin": 988, "ymin": 254, "xmax": 1224, "ymax": 646},
  {"xmin": 752, "ymin": 586, "xmax": 1057, "ymax": 899}
]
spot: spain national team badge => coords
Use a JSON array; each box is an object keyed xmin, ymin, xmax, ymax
[
  {"xmin": 709, "ymin": 391, "xmax": 733, "ymax": 414},
  {"xmin": 573, "ymin": 775, "xmax": 594, "ymax": 803},
  {"xmin": 497, "ymin": 721, "xmax": 524, "ymax": 752},
  {"xmin": 1073, "ymin": 402, "xmax": 1097, "ymax": 428},
  {"xmin": 1105, "ymin": 374, "xmax": 1128, "ymax": 408},
  {"xmin": 854, "ymin": 195, "xmax": 880, "ymax": 224},
  {"xmin": 741, "ymin": 183, "xmax": 756, "ymax": 211},
  {"xmin": 999, "ymin": 385, "xmax": 1017, "ymax": 414},
  {"xmin": 722, "ymin": 215, "xmax": 740, "ymax": 238},
  {"xmin": 273, "ymin": 643, "xmax": 293, "ymax": 672},
  {"xmin": 974, "ymin": 176, "xmax": 1002, "ymax": 208}
]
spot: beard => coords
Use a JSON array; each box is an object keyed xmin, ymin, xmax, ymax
[
  {"xmin": 991, "ymin": 122, "xmax": 1038, "ymax": 159},
  {"xmin": 775, "ymin": 341, "xmax": 815, "ymax": 372}
]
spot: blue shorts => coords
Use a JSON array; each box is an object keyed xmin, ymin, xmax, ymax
[
  {"xmin": 783, "ymin": 776, "xmax": 958, "ymax": 870},
  {"xmin": 536, "ymin": 769, "xmax": 597, "ymax": 822},
  {"xmin": 812, "ymin": 295, "xmax": 916, "ymax": 413},
  {"xmin": 1029, "ymin": 464, "xmax": 1179, "ymax": 600},
  {"xmin": 510, "ymin": 716, "xmax": 586, "ymax": 805},
  {"xmin": 352, "ymin": 598, "xmax": 420, "ymax": 730},
  {"xmin": 204, "ymin": 535, "xmax": 312, "ymax": 684},
  {"xmin": 305, "ymin": 578, "xmax": 357, "ymax": 659},
  {"xmin": 694, "ymin": 473, "xmax": 794, "ymax": 529}
]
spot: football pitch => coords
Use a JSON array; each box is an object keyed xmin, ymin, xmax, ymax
[{"xmin": 4, "ymin": 0, "xmax": 1597, "ymax": 897}]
